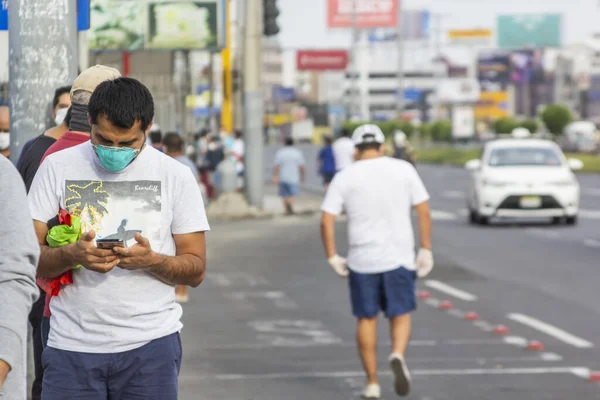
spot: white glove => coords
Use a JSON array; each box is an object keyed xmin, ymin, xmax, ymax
[
  {"xmin": 416, "ymin": 248, "xmax": 434, "ymax": 278},
  {"xmin": 328, "ymin": 254, "xmax": 349, "ymax": 278}
]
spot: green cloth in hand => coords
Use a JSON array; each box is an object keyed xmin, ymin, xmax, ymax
[{"xmin": 46, "ymin": 215, "xmax": 83, "ymax": 269}]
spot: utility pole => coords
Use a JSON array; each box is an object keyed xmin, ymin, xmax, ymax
[
  {"xmin": 348, "ymin": 0, "xmax": 360, "ymax": 120},
  {"xmin": 221, "ymin": 0, "xmax": 233, "ymax": 133},
  {"xmin": 395, "ymin": 0, "xmax": 404, "ymax": 120},
  {"xmin": 243, "ymin": 0, "xmax": 264, "ymax": 208},
  {"xmin": 8, "ymin": 0, "xmax": 78, "ymax": 162}
]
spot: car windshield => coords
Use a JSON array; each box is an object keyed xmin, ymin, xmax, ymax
[{"xmin": 487, "ymin": 147, "xmax": 563, "ymax": 167}]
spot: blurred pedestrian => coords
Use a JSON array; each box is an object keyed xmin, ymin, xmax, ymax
[
  {"xmin": 149, "ymin": 124, "xmax": 163, "ymax": 152},
  {"xmin": 318, "ymin": 135, "xmax": 336, "ymax": 190},
  {"xmin": 0, "ymin": 105, "xmax": 10, "ymax": 158},
  {"xmin": 320, "ymin": 124, "xmax": 433, "ymax": 398},
  {"xmin": 273, "ymin": 137, "xmax": 305, "ymax": 215},
  {"xmin": 231, "ymin": 130, "xmax": 245, "ymax": 190},
  {"xmin": 332, "ymin": 128, "xmax": 354, "ymax": 172},
  {"xmin": 392, "ymin": 130, "xmax": 415, "ymax": 166},
  {"xmin": 28, "ymin": 77, "xmax": 209, "ymax": 399},
  {"xmin": 17, "ymin": 86, "xmax": 72, "ymax": 192},
  {"xmin": 0, "ymin": 156, "xmax": 40, "ymax": 400},
  {"xmin": 204, "ymin": 135, "xmax": 225, "ymax": 197}
]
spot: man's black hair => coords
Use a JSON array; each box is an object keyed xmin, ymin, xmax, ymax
[
  {"xmin": 88, "ymin": 77, "xmax": 154, "ymax": 131},
  {"xmin": 235, "ymin": 129, "xmax": 243, "ymax": 139},
  {"xmin": 356, "ymin": 142, "xmax": 381, "ymax": 152},
  {"xmin": 53, "ymin": 86, "xmax": 72, "ymax": 109},
  {"xmin": 324, "ymin": 136, "xmax": 333, "ymax": 145},
  {"xmin": 340, "ymin": 128, "xmax": 350, "ymax": 137},
  {"xmin": 285, "ymin": 137, "xmax": 294, "ymax": 146},
  {"xmin": 149, "ymin": 131, "xmax": 162, "ymax": 144},
  {"xmin": 163, "ymin": 132, "xmax": 184, "ymax": 153}
]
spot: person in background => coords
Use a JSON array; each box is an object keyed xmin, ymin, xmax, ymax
[
  {"xmin": 149, "ymin": 125, "xmax": 163, "ymax": 152},
  {"xmin": 0, "ymin": 105, "xmax": 10, "ymax": 158},
  {"xmin": 0, "ymin": 156, "xmax": 40, "ymax": 400},
  {"xmin": 273, "ymin": 137, "xmax": 305, "ymax": 215},
  {"xmin": 204, "ymin": 135, "xmax": 225, "ymax": 197},
  {"xmin": 392, "ymin": 130, "xmax": 415, "ymax": 166},
  {"xmin": 17, "ymin": 85, "xmax": 73, "ymax": 192},
  {"xmin": 163, "ymin": 132, "xmax": 201, "ymax": 304},
  {"xmin": 320, "ymin": 124, "xmax": 433, "ymax": 399},
  {"xmin": 332, "ymin": 128, "xmax": 355, "ymax": 172},
  {"xmin": 318, "ymin": 135, "xmax": 336, "ymax": 190},
  {"xmin": 231, "ymin": 130, "xmax": 245, "ymax": 191}
]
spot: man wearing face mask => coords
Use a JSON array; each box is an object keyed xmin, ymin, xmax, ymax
[
  {"xmin": 17, "ymin": 86, "xmax": 72, "ymax": 193},
  {"xmin": 28, "ymin": 77, "xmax": 209, "ymax": 399},
  {"xmin": 0, "ymin": 105, "xmax": 10, "ymax": 158}
]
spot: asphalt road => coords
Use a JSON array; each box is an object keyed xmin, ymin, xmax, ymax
[{"xmin": 178, "ymin": 146, "xmax": 600, "ymax": 399}]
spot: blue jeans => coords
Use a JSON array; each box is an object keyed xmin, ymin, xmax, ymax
[{"xmin": 41, "ymin": 333, "xmax": 182, "ymax": 400}]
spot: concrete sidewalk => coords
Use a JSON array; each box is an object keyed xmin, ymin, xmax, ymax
[{"xmin": 206, "ymin": 184, "xmax": 323, "ymax": 220}]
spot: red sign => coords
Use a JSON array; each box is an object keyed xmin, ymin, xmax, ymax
[
  {"xmin": 296, "ymin": 50, "xmax": 349, "ymax": 71},
  {"xmin": 327, "ymin": 0, "xmax": 398, "ymax": 28}
]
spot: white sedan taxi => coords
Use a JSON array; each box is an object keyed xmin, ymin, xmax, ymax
[{"xmin": 465, "ymin": 138, "xmax": 583, "ymax": 225}]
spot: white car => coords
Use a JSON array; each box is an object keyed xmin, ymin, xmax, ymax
[{"xmin": 465, "ymin": 139, "xmax": 583, "ymax": 225}]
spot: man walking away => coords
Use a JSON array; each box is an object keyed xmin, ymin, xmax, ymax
[
  {"xmin": 29, "ymin": 77, "xmax": 209, "ymax": 400},
  {"xmin": 318, "ymin": 135, "xmax": 336, "ymax": 190},
  {"xmin": 273, "ymin": 137, "xmax": 305, "ymax": 215},
  {"xmin": 0, "ymin": 105, "xmax": 11, "ymax": 158},
  {"xmin": 0, "ymin": 156, "xmax": 40, "ymax": 400},
  {"xmin": 163, "ymin": 132, "xmax": 200, "ymax": 304},
  {"xmin": 149, "ymin": 125, "xmax": 164, "ymax": 152},
  {"xmin": 392, "ymin": 130, "xmax": 415, "ymax": 166},
  {"xmin": 17, "ymin": 86, "xmax": 72, "ymax": 192},
  {"xmin": 320, "ymin": 124, "xmax": 434, "ymax": 398},
  {"xmin": 332, "ymin": 128, "xmax": 355, "ymax": 172}
]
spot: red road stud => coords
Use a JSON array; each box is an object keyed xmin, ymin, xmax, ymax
[
  {"xmin": 439, "ymin": 300, "xmax": 453, "ymax": 310},
  {"xmin": 417, "ymin": 291, "xmax": 431, "ymax": 300},
  {"xmin": 493, "ymin": 325, "xmax": 510, "ymax": 335},
  {"xmin": 464, "ymin": 312, "xmax": 479, "ymax": 321},
  {"xmin": 527, "ymin": 340, "xmax": 545, "ymax": 351},
  {"xmin": 588, "ymin": 372, "xmax": 600, "ymax": 382}
]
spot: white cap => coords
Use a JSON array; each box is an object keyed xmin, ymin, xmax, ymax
[{"xmin": 352, "ymin": 124, "xmax": 385, "ymax": 146}]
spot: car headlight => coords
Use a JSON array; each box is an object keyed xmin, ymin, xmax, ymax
[{"xmin": 482, "ymin": 179, "xmax": 511, "ymax": 187}]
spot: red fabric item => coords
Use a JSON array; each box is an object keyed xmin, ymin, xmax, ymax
[{"xmin": 41, "ymin": 133, "xmax": 90, "ymax": 318}]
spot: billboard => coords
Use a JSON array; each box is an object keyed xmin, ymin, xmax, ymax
[
  {"xmin": 452, "ymin": 106, "xmax": 475, "ymax": 139},
  {"xmin": 327, "ymin": 0, "xmax": 398, "ymax": 28},
  {"xmin": 437, "ymin": 79, "xmax": 480, "ymax": 103},
  {"xmin": 367, "ymin": 10, "xmax": 430, "ymax": 41},
  {"xmin": 88, "ymin": 0, "xmax": 225, "ymax": 51},
  {"xmin": 447, "ymin": 29, "xmax": 492, "ymax": 46},
  {"xmin": 475, "ymin": 91, "xmax": 509, "ymax": 120},
  {"xmin": 497, "ymin": 14, "xmax": 561, "ymax": 49},
  {"xmin": 296, "ymin": 50, "xmax": 349, "ymax": 71},
  {"xmin": 477, "ymin": 51, "xmax": 511, "ymax": 92}
]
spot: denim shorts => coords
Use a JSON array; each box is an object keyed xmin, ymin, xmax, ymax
[
  {"xmin": 41, "ymin": 333, "xmax": 182, "ymax": 400},
  {"xmin": 278, "ymin": 182, "xmax": 299, "ymax": 198},
  {"xmin": 348, "ymin": 266, "xmax": 417, "ymax": 319}
]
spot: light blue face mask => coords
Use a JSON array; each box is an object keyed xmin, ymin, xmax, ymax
[{"xmin": 93, "ymin": 143, "xmax": 142, "ymax": 173}]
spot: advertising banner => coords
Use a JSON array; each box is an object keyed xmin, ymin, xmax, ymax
[
  {"xmin": 89, "ymin": 0, "xmax": 225, "ymax": 51},
  {"xmin": 437, "ymin": 79, "xmax": 481, "ymax": 104},
  {"xmin": 296, "ymin": 50, "xmax": 349, "ymax": 71},
  {"xmin": 474, "ymin": 91, "xmax": 509, "ymax": 120},
  {"xmin": 447, "ymin": 29, "xmax": 492, "ymax": 46},
  {"xmin": 327, "ymin": 0, "xmax": 398, "ymax": 28},
  {"xmin": 497, "ymin": 14, "xmax": 561, "ymax": 49},
  {"xmin": 477, "ymin": 51, "xmax": 511, "ymax": 92},
  {"xmin": 452, "ymin": 106, "xmax": 475, "ymax": 139}
]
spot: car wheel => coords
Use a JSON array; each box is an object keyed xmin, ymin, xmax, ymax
[
  {"xmin": 565, "ymin": 216, "xmax": 578, "ymax": 225},
  {"xmin": 478, "ymin": 216, "xmax": 489, "ymax": 225},
  {"xmin": 552, "ymin": 217, "xmax": 562, "ymax": 225},
  {"xmin": 468, "ymin": 209, "xmax": 479, "ymax": 224}
]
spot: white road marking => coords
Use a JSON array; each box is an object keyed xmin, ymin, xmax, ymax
[
  {"xmin": 184, "ymin": 367, "xmax": 589, "ymax": 381},
  {"xmin": 226, "ymin": 291, "xmax": 298, "ymax": 309},
  {"xmin": 584, "ymin": 239, "xmax": 600, "ymax": 248},
  {"xmin": 580, "ymin": 209, "xmax": 600, "ymax": 219},
  {"xmin": 472, "ymin": 320, "xmax": 494, "ymax": 332},
  {"xmin": 424, "ymin": 298, "xmax": 440, "ymax": 307},
  {"xmin": 503, "ymin": 336, "xmax": 528, "ymax": 347},
  {"xmin": 570, "ymin": 367, "xmax": 592, "ymax": 379},
  {"xmin": 248, "ymin": 320, "xmax": 342, "ymax": 346},
  {"xmin": 430, "ymin": 210, "xmax": 458, "ymax": 221},
  {"xmin": 441, "ymin": 190, "xmax": 465, "ymax": 200},
  {"xmin": 540, "ymin": 352, "xmax": 564, "ymax": 362},
  {"xmin": 204, "ymin": 272, "xmax": 269, "ymax": 287},
  {"xmin": 424, "ymin": 280, "xmax": 478, "ymax": 301},
  {"xmin": 526, "ymin": 228, "xmax": 561, "ymax": 239},
  {"xmin": 507, "ymin": 313, "xmax": 594, "ymax": 349},
  {"xmin": 447, "ymin": 308, "xmax": 466, "ymax": 318}
]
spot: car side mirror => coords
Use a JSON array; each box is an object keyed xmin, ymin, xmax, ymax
[
  {"xmin": 465, "ymin": 159, "xmax": 481, "ymax": 171},
  {"xmin": 567, "ymin": 158, "xmax": 584, "ymax": 171}
]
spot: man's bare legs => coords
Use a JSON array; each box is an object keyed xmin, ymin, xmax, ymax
[
  {"xmin": 357, "ymin": 317, "xmax": 379, "ymax": 385},
  {"xmin": 282, "ymin": 196, "xmax": 295, "ymax": 215},
  {"xmin": 390, "ymin": 313, "xmax": 412, "ymax": 356}
]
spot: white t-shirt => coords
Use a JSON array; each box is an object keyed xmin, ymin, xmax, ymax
[
  {"xmin": 231, "ymin": 138, "xmax": 245, "ymax": 173},
  {"xmin": 321, "ymin": 157, "xmax": 429, "ymax": 274},
  {"xmin": 28, "ymin": 143, "xmax": 210, "ymax": 353},
  {"xmin": 332, "ymin": 137, "xmax": 355, "ymax": 171}
]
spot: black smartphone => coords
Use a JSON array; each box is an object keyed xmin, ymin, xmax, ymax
[{"xmin": 96, "ymin": 239, "xmax": 125, "ymax": 250}]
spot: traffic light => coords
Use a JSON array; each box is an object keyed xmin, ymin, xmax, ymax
[{"xmin": 263, "ymin": 0, "xmax": 280, "ymax": 37}]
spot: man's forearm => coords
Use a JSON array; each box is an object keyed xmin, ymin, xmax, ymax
[
  {"xmin": 0, "ymin": 360, "xmax": 9, "ymax": 389},
  {"xmin": 37, "ymin": 244, "xmax": 78, "ymax": 278},
  {"xmin": 149, "ymin": 253, "xmax": 206, "ymax": 287},
  {"xmin": 417, "ymin": 212, "xmax": 432, "ymax": 249},
  {"xmin": 320, "ymin": 219, "xmax": 337, "ymax": 258}
]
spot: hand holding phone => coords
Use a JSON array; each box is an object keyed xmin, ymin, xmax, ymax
[{"xmin": 96, "ymin": 239, "xmax": 125, "ymax": 250}]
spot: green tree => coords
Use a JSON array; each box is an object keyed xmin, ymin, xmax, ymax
[
  {"xmin": 493, "ymin": 117, "xmax": 519, "ymax": 134},
  {"xmin": 541, "ymin": 105, "xmax": 573, "ymax": 135},
  {"xmin": 520, "ymin": 119, "xmax": 539, "ymax": 134},
  {"xmin": 431, "ymin": 120, "xmax": 452, "ymax": 142}
]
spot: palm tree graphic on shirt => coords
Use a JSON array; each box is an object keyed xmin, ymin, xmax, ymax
[{"xmin": 65, "ymin": 181, "xmax": 110, "ymax": 230}]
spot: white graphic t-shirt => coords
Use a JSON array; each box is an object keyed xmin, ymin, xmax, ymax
[
  {"xmin": 321, "ymin": 157, "xmax": 429, "ymax": 274},
  {"xmin": 28, "ymin": 142, "xmax": 210, "ymax": 353}
]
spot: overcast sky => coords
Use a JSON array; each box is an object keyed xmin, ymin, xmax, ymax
[{"xmin": 277, "ymin": 0, "xmax": 600, "ymax": 50}]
